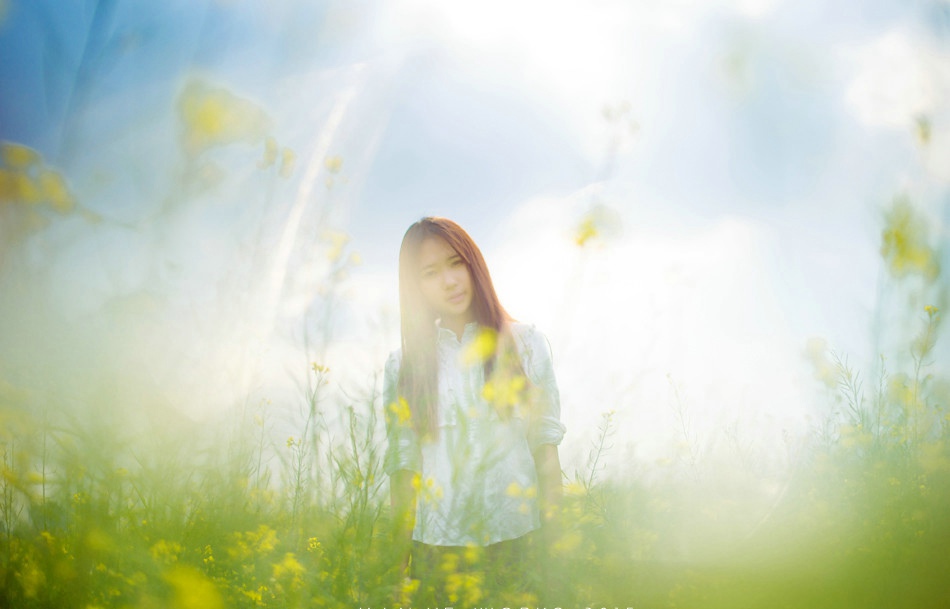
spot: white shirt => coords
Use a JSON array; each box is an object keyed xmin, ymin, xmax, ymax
[{"xmin": 382, "ymin": 322, "xmax": 566, "ymax": 546}]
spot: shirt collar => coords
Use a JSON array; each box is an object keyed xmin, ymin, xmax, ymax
[{"xmin": 436, "ymin": 319, "xmax": 479, "ymax": 342}]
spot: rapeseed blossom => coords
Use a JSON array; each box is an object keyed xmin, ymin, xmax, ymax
[
  {"xmin": 177, "ymin": 79, "xmax": 270, "ymax": 155},
  {"xmin": 481, "ymin": 374, "xmax": 526, "ymax": 409},
  {"xmin": 880, "ymin": 196, "xmax": 939, "ymax": 281},
  {"xmin": 258, "ymin": 136, "xmax": 279, "ymax": 169},
  {"xmin": 165, "ymin": 566, "xmax": 223, "ymax": 609},
  {"xmin": 271, "ymin": 552, "xmax": 305, "ymax": 589},
  {"xmin": 0, "ymin": 141, "xmax": 77, "ymax": 218},
  {"xmin": 461, "ymin": 327, "xmax": 497, "ymax": 365},
  {"xmin": 388, "ymin": 397, "xmax": 412, "ymax": 426},
  {"xmin": 279, "ymin": 147, "xmax": 296, "ymax": 178}
]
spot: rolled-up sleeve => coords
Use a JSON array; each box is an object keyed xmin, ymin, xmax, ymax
[
  {"xmin": 382, "ymin": 350, "xmax": 422, "ymax": 476},
  {"xmin": 517, "ymin": 326, "xmax": 566, "ymax": 452}
]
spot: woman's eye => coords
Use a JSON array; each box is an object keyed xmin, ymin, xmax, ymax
[{"xmin": 451, "ymin": 259, "xmax": 464, "ymax": 267}]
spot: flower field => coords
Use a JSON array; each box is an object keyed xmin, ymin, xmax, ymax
[{"xmin": 2, "ymin": 190, "xmax": 949, "ymax": 608}]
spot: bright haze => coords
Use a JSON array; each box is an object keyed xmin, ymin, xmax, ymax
[{"xmin": 1, "ymin": 0, "xmax": 948, "ymax": 478}]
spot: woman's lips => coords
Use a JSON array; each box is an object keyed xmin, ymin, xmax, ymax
[{"xmin": 448, "ymin": 292, "xmax": 466, "ymax": 304}]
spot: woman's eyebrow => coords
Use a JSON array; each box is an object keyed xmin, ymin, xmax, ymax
[{"xmin": 421, "ymin": 254, "xmax": 461, "ymax": 270}]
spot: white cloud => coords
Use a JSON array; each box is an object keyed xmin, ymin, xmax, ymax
[{"xmin": 844, "ymin": 27, "xmax": 950, "ymax": 130}]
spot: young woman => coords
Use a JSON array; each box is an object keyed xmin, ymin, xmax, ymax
[{"xmin": 382, "ymin": 217, "xmax": 565, "ymax": 598}]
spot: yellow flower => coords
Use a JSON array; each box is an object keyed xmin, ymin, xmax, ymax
[
  {"xmin": 322, "ymin": 229, "xmax": 349, "ymax": 262},
  {"xmin": 505, "ymin": 482, "xmax": 535, "ymax": 514},
  {"xmin": 888, "ymin": 374, "xmax": 916, "ymax": 410},
  {"xmin": 463, "ymin": 543, "xmax": 481, "ymax": 566},
  {"xmin": 241, "ymin": 588, "xmax": 262, "ymax": 605},
  {"xmin": 164, "ymin": 566, "xmax": 223, "ymax": 609},
  {"xmin": 230, "ymin": 524, "xmax": 279, "ymax": 557},
  {"xmin": 177, "ymin": 78, "xmax": 270, "ymax": 155},
  {"xmin": 272, "ymin": 552, "xmax": 305, "ymax": 586},
  {"xmin": 574, "ymin": 203, "xmax": 622, "ymax": 247},
  {"xmin": 149, "ymin": 539, "xmax": 182, "ymax": 564},
  {"xmin": 925, "ymin": 304, "xmax": 938, "ymax": 316},
  {"xmin": 574, "ymin": 216, "xmax": 598, "ymax": 247},
  {"xmin": 1, "ymin": 141, "xmax": 41, "ymax": 169},
  {"xmin": 253, "ymin": 525, "xmax": 278, "ymax": 553},
  {"xmin": 388, "ymin": 397, "xmax": 412, "ymax": 425},
  {"xmin": 564, "ymin": 481, "xmax": 586, "ymax": 497},
  {"xmin": 258, "ymin": 135, "xmax": 278, "ymax": 169},
  {"xmin": 880, "ymin": 195, "xmax": 939, "ymax": 281},
  {"xmin": 0, "ymin": 167, "xmax": 16, "ymax": 201},
  {"xmin": 461, "ymin": 327, "xmax": 497, "ymax": 365},
  {"xmin": 444, "ymin": 570, "xmax": 483, "ymax": 606},
  {"xmin": 397, "ymin": 576, "xmax": 420, "ymax": 605},
  {"xmin": 413, "ymin": 475, "xmax": 443, "ymax": 503},
  {"xmin": 38, "ymin": 169, "xmax": 74, "ymax": 213},
  {"xmin": 17, "ymin": 173, "xmax": 42, "ymax": 204},
  {"xmin": 439, "ymin": 551, "xmax": 460, "ymax": 574},
  {"xmin": 324, "ymin": 155, "xmax": 343, "ymax": 173},
  {"xmin": 481, "ymin": 374, "xmax": 526, "ymax": 408},
  {"xmin": 280, "ymin": 147, "xmax": 296, "ymax": 178},
  {"xmin": 15, "ymin": 554, "xmax": 45, "ymax": 598},
  {"xmin": 0, "ymin": 169, "xmax": 41, "ymax": 203}
]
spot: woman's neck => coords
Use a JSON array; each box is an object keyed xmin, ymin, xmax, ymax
[{"xmin": 440, "ymin": 314, "xmax": 475, "ymax": 340}]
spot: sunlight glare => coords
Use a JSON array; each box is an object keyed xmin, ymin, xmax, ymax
[{"xmin": 490, "ymin": 191, "xmax": 810, "ymax": 468}]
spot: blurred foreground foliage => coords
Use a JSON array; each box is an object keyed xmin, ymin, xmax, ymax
[{"xmin": 0, "ymin": 193, "xmax": 948, "ymax": 608}]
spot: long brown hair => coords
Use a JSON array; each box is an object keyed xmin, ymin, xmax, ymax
[{"xmin": 397, "ymin": 217, "xmax": 515, "ymax": 436}]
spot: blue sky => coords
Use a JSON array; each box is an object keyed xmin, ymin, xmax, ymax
[{"xmin": 2, "ymin": 0, "xmax": 948, "ymax": 468}]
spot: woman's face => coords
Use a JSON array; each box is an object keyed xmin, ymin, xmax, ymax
[{"xmin": 417, "ymin": 236, "xmax": 474, "ymax": 323}]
